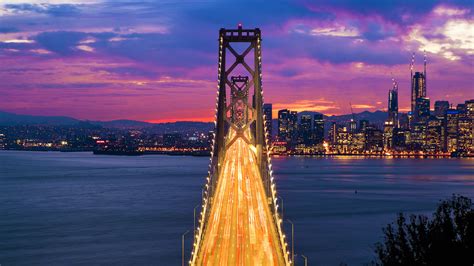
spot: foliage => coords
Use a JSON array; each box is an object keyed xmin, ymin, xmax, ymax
[{"xmin": 374, "ymin": 194, "xmax": 474, "ymax": 265}]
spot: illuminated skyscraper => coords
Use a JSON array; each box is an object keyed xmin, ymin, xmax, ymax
[
  {"xmin": 446, "ymin": 109, "xmax": 459, "ymax": 152},
  {"xmin": 457, "ymin": 117, "xmax": 471, "ymax": 153},
  {"xmin": 289, "ymin": 111, "xmax": 298, "ymax": 145},
  {"xmin": 388, "ymin": 80, "xmax": 399, "ymax": 127},
  {"xmin": 299, "ymin": 114, "xmax": 312, "ymax": 146},
  {"xmin": 278, "ymin": 109, "xmax": 290, "ymax": 141},
  {"xmin": 410, "ymin": 53, "xmax": 427, "ymax": 115},
  {"xmin": 383, "ymin": 121, "xmax": 394, "ymax": 151},
  {"xmin": 313, "ymin": 113, "xmax": 324, "ymax": 144},
  {"xmin": 425, "ymin": 117, "xmax": 444, "ymax": 153}
]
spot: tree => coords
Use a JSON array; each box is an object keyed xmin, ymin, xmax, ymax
[{"xmin": 374, "ymin": 194, "xmax": 474, "ymax": 265}]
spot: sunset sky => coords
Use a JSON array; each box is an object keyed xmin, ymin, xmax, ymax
[{"xmin": 0, "ymin": 0, "xmax": 473, "ymax": 122}]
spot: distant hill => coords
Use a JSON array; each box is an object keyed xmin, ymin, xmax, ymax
[
  {"xmin": 0, "ymin": 111, "xmax": 80, "ymax": 125},
  {"xmin": 1, "ymin": 110, "xmax": 387, "ymax": 135},
  {"xmin": 0, "ymin": 111, "xmax": 213, "ymax": 133}
]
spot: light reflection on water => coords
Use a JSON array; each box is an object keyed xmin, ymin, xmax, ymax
[{"xmin": 1, "ymin": 151, "xmax": 473, "ymax": 265}]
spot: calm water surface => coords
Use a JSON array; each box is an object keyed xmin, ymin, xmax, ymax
[{"xmin": 1, "ymin": 151, "xmax": 473, "ymax": 265}]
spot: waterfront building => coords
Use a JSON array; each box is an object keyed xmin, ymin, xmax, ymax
[
  {"xmin": 364, "ymin": 125, "xmax": 383, "ymax": 153},
  {"xmin": 335, "ymin": 127, "xmax": 351, "ymax": 154}
]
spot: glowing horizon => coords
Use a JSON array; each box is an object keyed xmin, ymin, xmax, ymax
[{"xmin": 0, "ymin": 1, "xmax": 472, "ymax": 122}]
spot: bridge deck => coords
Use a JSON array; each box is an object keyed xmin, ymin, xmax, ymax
[{"xmin": 195, "ymin": 132, "xmax": 285, "ymax": 265}]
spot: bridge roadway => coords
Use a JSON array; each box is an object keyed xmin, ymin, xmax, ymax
[{"xmin": 195, "ymin": 130, "xmax": 286, "ymax": 265}]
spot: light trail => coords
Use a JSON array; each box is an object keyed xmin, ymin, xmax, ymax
[{"xmin": 195, "ymin": 128, "xmax": 286, "ymax": 265}]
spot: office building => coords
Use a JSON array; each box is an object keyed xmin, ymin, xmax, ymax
[
  {"xmin": 313, "ymin": 114, "xmax": 324, "ymax": 144},
  {"xmin": 278, "ymin": 109, "xmax": 290, "ymax": 142}
]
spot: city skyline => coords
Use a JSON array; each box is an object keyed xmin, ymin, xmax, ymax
[{"xmin": 1, "ymin": 0, "xmax": 473, "ymax": 122}]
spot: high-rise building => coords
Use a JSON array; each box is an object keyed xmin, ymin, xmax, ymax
[
  {"xmin": 393, "ymin": 128, "xmax": 410, "ymax": 151},
  {"xmin": 313, "ymin": 114, "xmax": 324, "ymax": 144},
  {"xmin": 335, "ymin": 126, "xmax": 351, "ymax": 154},
  {"xmin": 411, "ymin": 121, "xmax": 428, "ymax": 151},
  {"xmin": 425, "ymin": 117, "xmax": 443, "ymax": 153},
  {"xmin": 289, "ymin": 111, "xmax": 298, "ymax": 145},
  {"xmin": 329, "ymin": 122, "xmax": 337, "ymax": 145},
  {"xmin": 446, "ymin": 109, "xmax": 459, "ymax": 152},
  {"xmin": 434, "ymin": 100, "xmax": 449, "ymax": 118},
  {"xmin": 411, "ymin": 72, "xmax": 426, "ymax": 113},
  {"xmin": 349, "ymin": 119, "xmax": 357, "ymax": 133},
  {"xmin": 278, "ymin": 109, "xmax": 290, "ymax": 142},
  {"xmin": 388, "ymin": 81, "xmax": 399, "ymax": 127},
  {"xmin": 415, "ymin": 97, "xmax": 430, "ymax": 122},
  {"xmin": 364, "ymin": 125, "xmax": 383, "ymax": 153},
  {"xmin": 263, "ymin": 103, "xmax": 272, "ymax": 141},
  {"xmin": 457, "ymin": 117, "xmax": 471, "ymax": 153},
  {"xmin": 299, "ymin": 115, "xmax": 312, "ymax": 146},
  {"xmin": 399, "ymin": 113, "xmax": 409, "ymax": 129},
  {"xmin": 383, "ymin": 121, "xmax": 394, "ymax": 151}
]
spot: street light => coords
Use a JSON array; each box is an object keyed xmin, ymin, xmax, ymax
[
  {"xmin": 277, "ymin": 196, "xmax": 284, "ymax": 220},
  {"xmin": 193, "ymin": 204, "xmax": 199, "ymax": 235},
  {"xmin": 182, "ymin": 230, "xmax": 190, "ymax": 266},
  {"xmin": 301, "ymin": 254, "xmax": 308, "ymax": 266},
  {"xmin": 287, "ymin": 219, "xmax": 294, "ymax": 266}
]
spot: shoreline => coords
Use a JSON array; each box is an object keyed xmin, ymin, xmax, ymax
[{"xmin": 1, "ymin": 149, "xmax": 472, "ymax": 158}]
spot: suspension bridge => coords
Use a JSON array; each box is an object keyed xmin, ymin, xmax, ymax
[{"xmin": 188, "ymin": 25, "xmax": 291, "ymax": 266}]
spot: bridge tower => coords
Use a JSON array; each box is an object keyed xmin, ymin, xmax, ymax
[{"xmin": 190, "ymin": 25, "xmax": 291, "ymax": 265}]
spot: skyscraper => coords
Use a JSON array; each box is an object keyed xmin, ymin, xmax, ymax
[
  {"xmin": 299, "ymin": 115, "xmax": 312, "ymax": 146},
  {"xmin": 313, "ymin": 113, "xmax": 324, "ymax": 144},
  {"xmin": 278, "ymin": 109, "xmax": 290, "ymax": 141},
  {"xmin": 289, "ymin": 111, "xmax": 298, "ymax": 145},
  {"xmin": 410, "ymin": 53, "xmax": 427, "ymax": 114},
  {"xmin": 446, "ymin": 109, "xmax": 459, "ymax": 152},
  {"xmin": 383, "ymin": 121, "xmax": 394, "ymax": 151},
  {"xmin": 388, "ymin": 80, "xmax": 399, "ymax": 127},
  {"xmin": 263, "ymin": 103, "xmax": 272, "ymax": 141}
]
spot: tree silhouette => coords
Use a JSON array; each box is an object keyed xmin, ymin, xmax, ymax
[{"xmin": 374, "ymin": 194, "xmax": 474, "ymax": 265}]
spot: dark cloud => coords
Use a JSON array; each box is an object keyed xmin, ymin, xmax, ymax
[
  {"xmin": 4, "ymin": 4, "xmax": 81, "ymax": 17},
  {"xmin": 35, "ymin": 31, "xmax": 87, "ymax": 54},
  {"xmin": 0, "ymin": 26, "xmax": 20, "ymax": 33}
]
